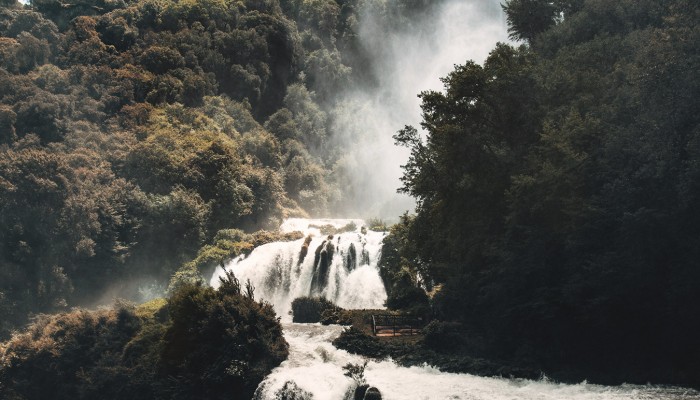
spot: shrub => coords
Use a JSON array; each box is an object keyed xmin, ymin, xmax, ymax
[
  {"xmin": 385, "ymin": 285, "xmax": 430, "ymax": 315},
  {"xmin": 332, "ymin": 327, "xmax": 387, "ymax": 359},
  {"xmin": 0, "ymin": 277, "xmax": 288, "ymax": 400},
  {"xmin": 320, "ymin": 307, "xmax": 352, "ymax": 325},
  {"xmin": 366, "ymin": 218, "xmax": 388, "ymax": 232},
  {"xmin": 160, "ymin": 277, "xmax": 288, "ymax": 399},
  {"xmin": 291, "ymin": 296, "xmax": 340, "ymax": 323},
  {"xmin": 421, "ymin": 320, "xmax": 466, "ymax": 352}
]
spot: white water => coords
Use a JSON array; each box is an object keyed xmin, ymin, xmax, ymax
[
  {"xmin": 210, "ymin": 218, "xmax": 388, "ymax": 319},
  {"xmin": 210, "ymin": 219, "xmax": 700, "ymax": 400},
  {"xmin": 254, "ymin": 323, "xmax": 700, "ymax": 400}
]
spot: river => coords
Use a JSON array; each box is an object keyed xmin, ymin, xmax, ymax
[{"xmin": 210, "ymin": 219, "xmax": 700, "ymax": 400}]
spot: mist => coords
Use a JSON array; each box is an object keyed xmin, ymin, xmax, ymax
[{"xmin": 329, "ymin": 0, "xmax": 509, "ymax": 220}]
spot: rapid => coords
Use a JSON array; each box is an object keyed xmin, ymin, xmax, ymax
[{"xmin": 211, "ymin": 219, "xmax": 700, "ymax": 400}]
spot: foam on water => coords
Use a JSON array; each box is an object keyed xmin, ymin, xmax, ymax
[
  {"xmin": 210, "ymin": 219, "xmax": 699, "ymax": 400},
  {"xmin": 210, "ymin": 218, "xmax": 387, "ymax": 319},
  {"xmin": 255, "ymin": 324, "xmax": 700, "ymax": 400}
]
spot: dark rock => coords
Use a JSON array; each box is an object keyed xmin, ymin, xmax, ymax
[
  {"xmin": 363, "ymin": 387, "xmax": 382, "ymax": 400},
  {"xmin": 311, "ymin": 240, "xmax": 335, "ymax": 293},
  {"xmin": 298, "ymin": 235, "xmax": 313, "ymax": 265},
  {"xmin": 360, "ymin": 247, "xmax": 370, "ymax": 266},
  {"xmin": 346, "ymin": 243, "xmax": 357, "ymax": 271},
  {"xmin": 353, "ymin": 384, "xmax": 369, "ymax": 400}
]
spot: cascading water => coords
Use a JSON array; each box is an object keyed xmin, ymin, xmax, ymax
[
  {"xmin": 210, "ymin": 218, "xmax": 388, "ymax": 319},
  {"xmin": 255, "ymin": 324, "xmax": 699, "ymax": 400},
  {"xmin": 212, "ymin": 219, "xmax": 700, "ymax": 400}
]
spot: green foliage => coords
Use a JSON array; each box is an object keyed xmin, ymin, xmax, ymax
[
  {"xmin": 342, "ymin": 361, "xmax": 367, "ymax": 385},
  {"xmin": 378, "ymin": 215, "xmax": 430, "ymax": 316},
  {"xmin": 366, "ymin": 218, "xmax": 388, "ymax": 232},
  {"xmin": 160, "ymin": 279, "xmax": 287, "ymax": 399},
  {"xmin": 0, "ymin": 281, "xmax": 288, "ymax": 400},
  {"xmin": 331, "ymin": 326, "xmax": 387, "ymax": 359},
  {"xmin": 273, "ymin": 381, "xmax": 313, "ymax": 400},
  {"xmin": 290, "ymin": 296, "xmax": 340, "ymax": 323},
  {"xmin": 384, "ymin": 276, "xmax": 429, "ymax": 316},
  {"xmin": 395, "ymin": 0, "xmax": 700, "ymax": 386},
  {"xmin": 0, "ymin": 304, "xmax": 148, "ymax": 400},
  {"xmin": 0, "ymin": 0, "xmax": 344, "ymax": 337},
  {"xmin": 168, "ymin": 228, "xmax": 303, "ymax": 291},
  {"xmin": 308, "ymin": 221, "xmax": 355, "ymax": 235},
  {"xmin": 421, "ymin": 320, "xmax": 466, "ymax": 352}
]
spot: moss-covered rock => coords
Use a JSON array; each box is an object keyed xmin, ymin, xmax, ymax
[
  {"xmin": 332, "ymin": 320, "xmax": 540, "ymax": 381},
  {"xmin": 169, "ymin": 228, "xmax": 304, "ymax": 291}
]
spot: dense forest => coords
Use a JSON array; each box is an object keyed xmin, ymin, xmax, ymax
[
  {"xmin": 382, "ymin": 0, "xmax": 700, "ymax": 386},
  {"xmin": 2, "ymin": 0, "xmax": 700, "ymax": 396},
  {"xmin": 0, "ymin": 0, "xmax": 436, "ymax": 339},
  {"xmin": 0, "ymin": 0, "xmax": 441, "ymax": 397}
]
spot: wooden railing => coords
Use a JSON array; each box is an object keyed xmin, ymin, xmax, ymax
[{"xmin": 371, "ymin": 314, "xmax": 424, "ymax": 337}]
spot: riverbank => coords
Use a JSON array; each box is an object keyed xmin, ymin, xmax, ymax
[
  {"xmin": 330, "ymin": 311, "xmax": 541, "ymax": 381},
  {"xmin": 330, "ymin": 311, "xmax": 700, "ymax": 391},
  {"xmin": 255, "ymin": 322, "xmax": 700, "ymax": 400}
]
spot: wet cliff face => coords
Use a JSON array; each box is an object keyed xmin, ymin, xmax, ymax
[
  {"xmin": 210, "ymin": 218, "xmax": 387, "ymax": 319},
  {"xmin": 311, "ymin": 236, "xmax": 335, "ymax": 293}
]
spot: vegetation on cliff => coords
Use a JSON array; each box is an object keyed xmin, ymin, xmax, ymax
[{"xmin": 0, "ymin": 0, "xmax": 437, "ymax": 338}]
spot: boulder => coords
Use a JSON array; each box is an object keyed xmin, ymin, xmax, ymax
[{"xmin": 363, "ymin": 387, "xmax": 382, "ymax": 400}]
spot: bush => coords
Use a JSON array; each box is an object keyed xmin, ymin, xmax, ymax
[
  {"xmin": 421, "ymin": 320, "xmax": 466, "ymax": 352},
  {"xmin": 160, "ymin": 276, "xmax": 288, "ymax": 399},
  {"xmin": 332, "ymin": 327, "xmax": 387, "ymax": 359},
  {"xmin": 291, "ymin": 296, "xmax": 340, "ymax": 323},
  {"xmin": 366, "ymin": 218, "xmax": 388, "ymax": 232},
  {"xmin": 0, "ymin": 276, "xmax": 288, "ymax": 400},
  {"xmin": 385, "ymin": 284, "xmax": 430, "ymax": 316},
  {"xmin": 320, "ymin": 307, "xmax": 352, "ymax": 325}
]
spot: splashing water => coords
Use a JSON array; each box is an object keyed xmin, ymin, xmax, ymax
[
  {"xmin": 211, "ymin": 219, "xmax": 699, "ymax": 400},
  {"xmin": 254, "ymin": 323, "xmax": 699, "ymax": 400},
  {"xmin": 210, "ymin": 218, "xmax": 387, "ymax": 319}
]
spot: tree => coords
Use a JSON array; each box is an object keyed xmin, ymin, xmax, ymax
[
  {"xmin": 502, "ymin": 0, "xmax": 584, "ymax": 42},
  {"xmin": 393, "ymin": 0, "xmax": 700, "ymax": 386},
  {"xmin": 160, "ymin": 280, "xmax": 287, "ymax": 399}
]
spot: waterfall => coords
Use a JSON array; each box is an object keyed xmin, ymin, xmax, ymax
[
  {"xmin": 210, "ymin": 218, "xmax": 388, "ymax": 319},
  {"xmin": 210, "ymin": 218, "xmax": 699, "ymax": 400}
]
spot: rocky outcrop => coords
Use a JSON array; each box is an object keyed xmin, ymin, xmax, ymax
[
  {"xmin": 345, "ymin": 242, "xmax": 357, "ymax": 271},
  {"xmin": 363, "ymin": 387, "xmax": 382, "ymax": 400},
  {"xmin": 360, "ymin": 246, "xmax": 370, "ymax": 266},
  {"xmin": 311, "ymin": 236, "xmax": 335, "ymax": 293},
  {"xmin": 298, "ymin": 235, "xmax": 313, "ymax": 265}
]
